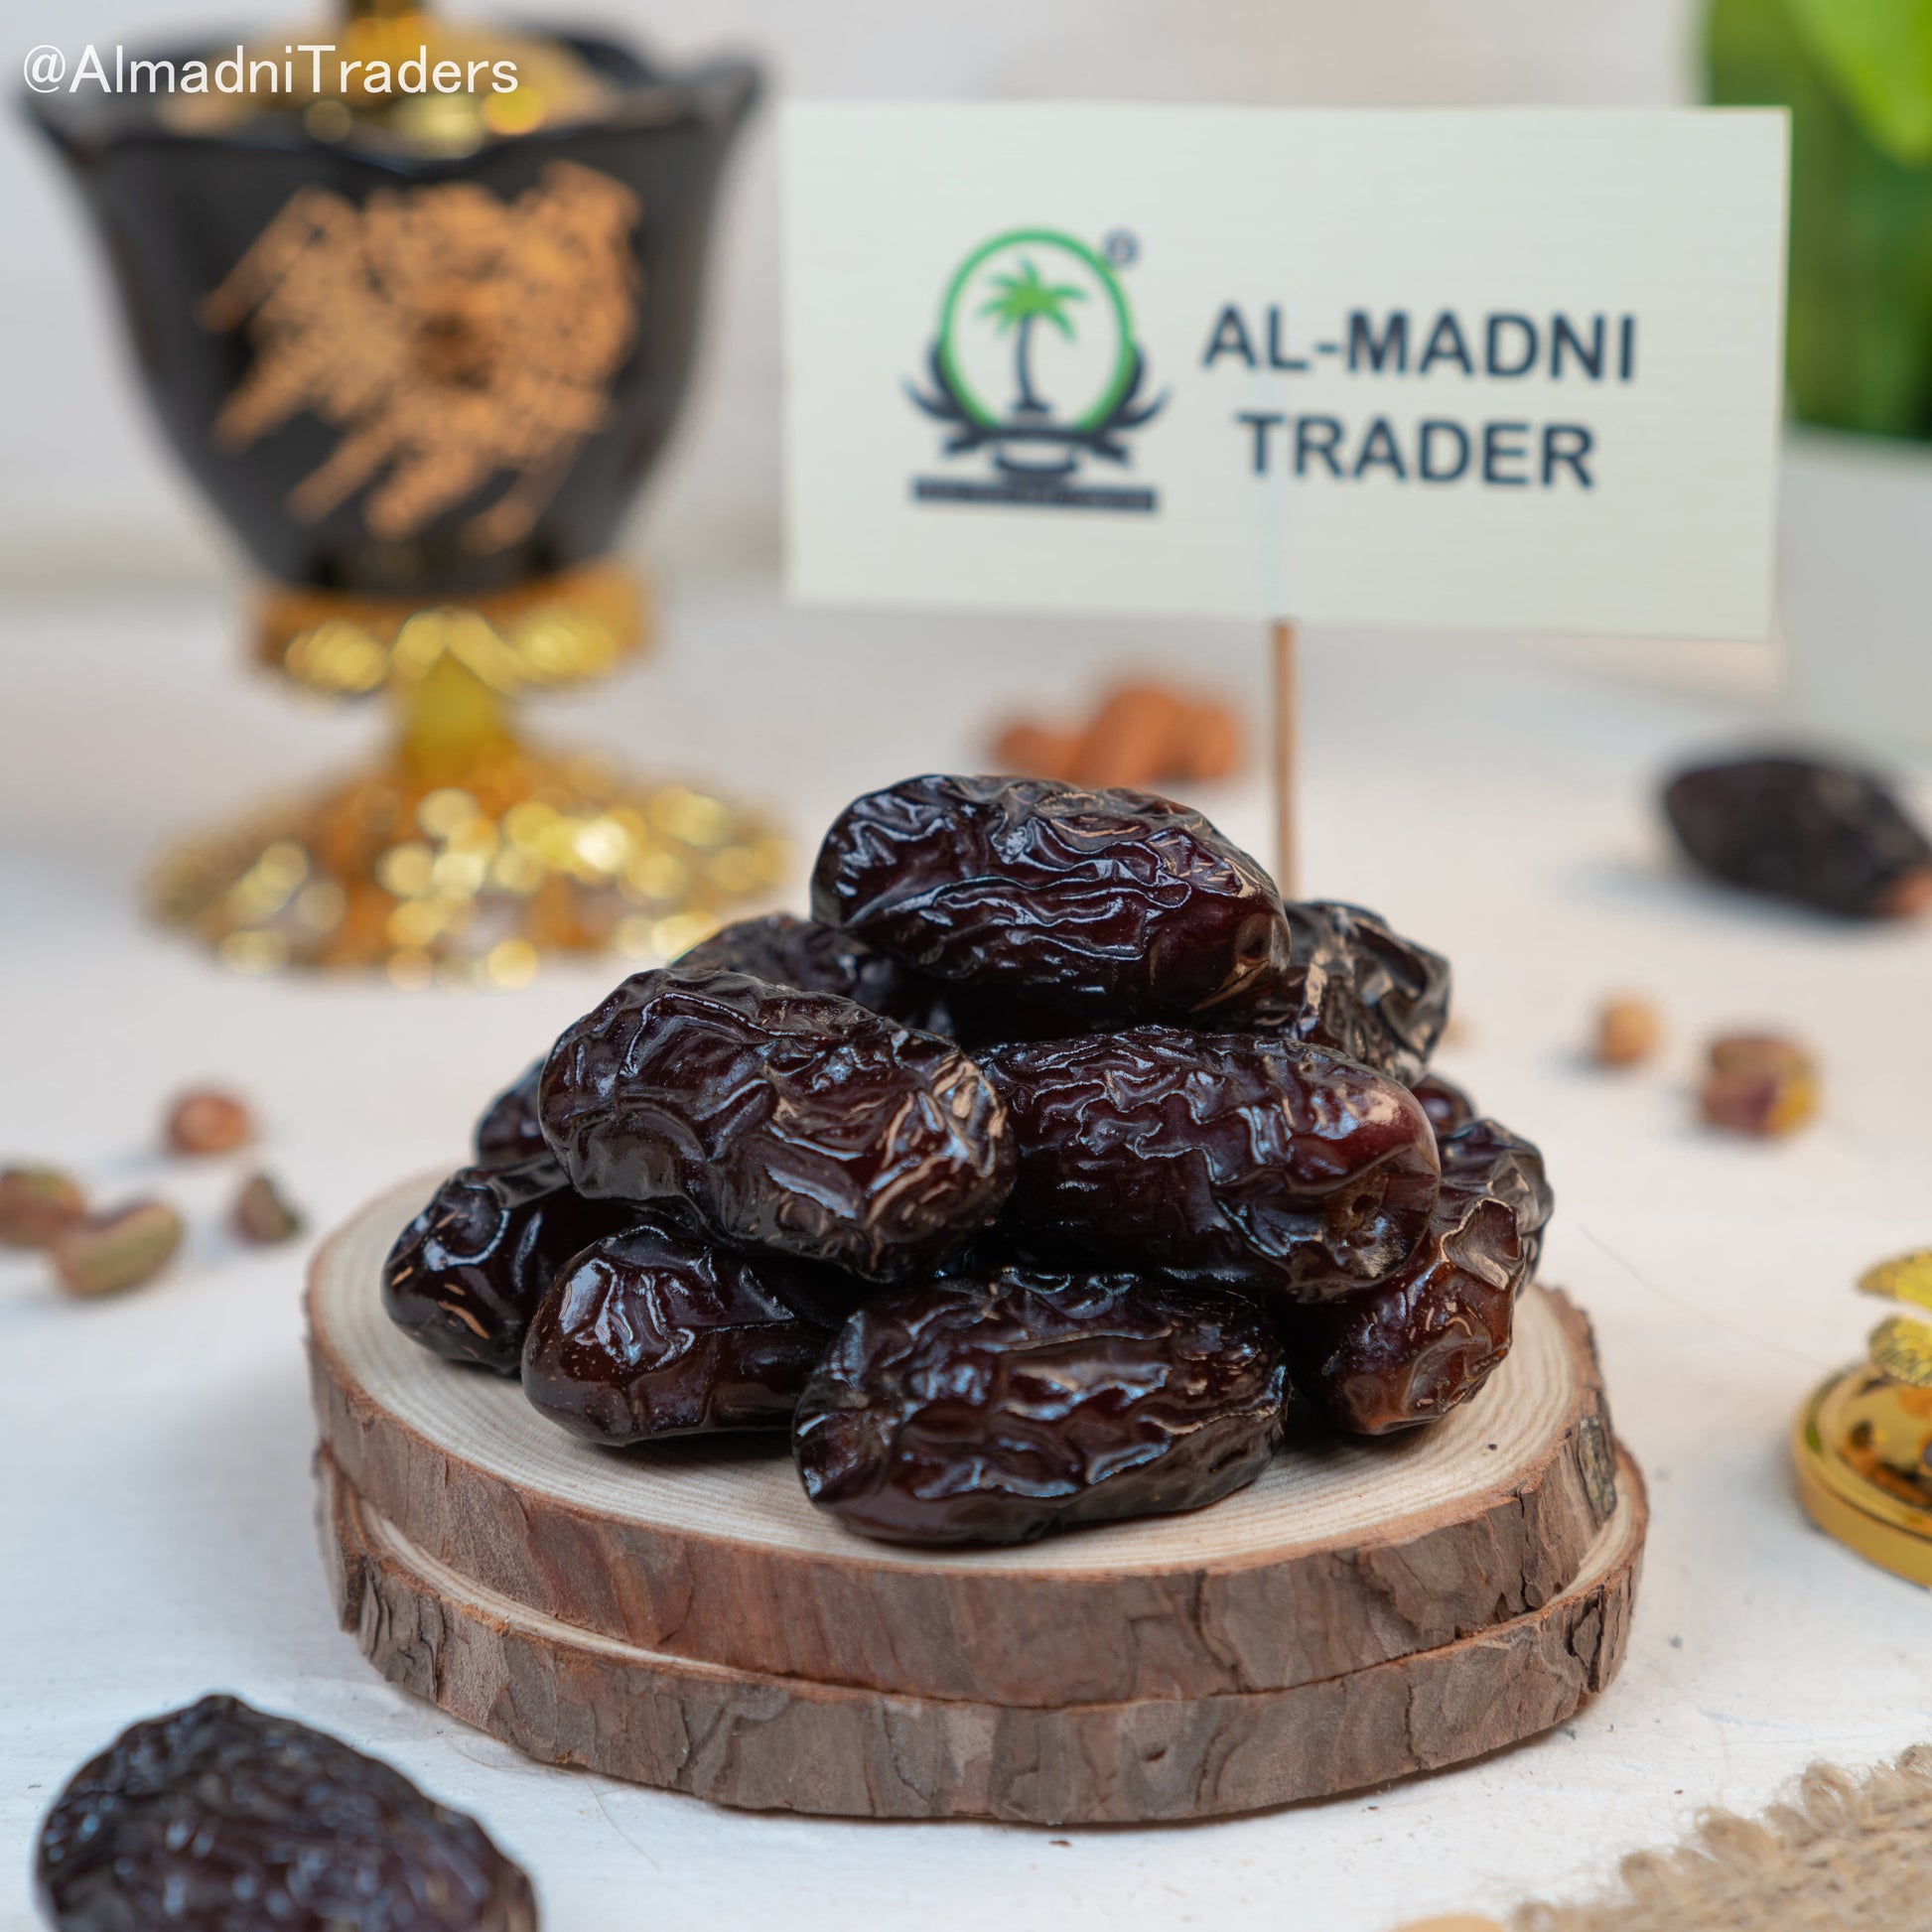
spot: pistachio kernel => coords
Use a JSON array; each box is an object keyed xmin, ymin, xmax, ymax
[
  {"xmin": 52, "ymin": 1200, "xmax": 185, "ymax": 1298},
  {"xmin": 231, "ymin": 1173, "xmax": 305, "ymax": 1246},
  {"xmin": 0, "ymin": 1166, "xmax": 87, "ymax": 1248}
]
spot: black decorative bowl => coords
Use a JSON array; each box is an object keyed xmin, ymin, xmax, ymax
[{"xmin": 33, "ymin": 31, "xmax": 757, "ymax": 600}]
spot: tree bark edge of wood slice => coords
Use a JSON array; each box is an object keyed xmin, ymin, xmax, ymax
[
  {"xmin": 322, "ymin": 1446, "xmax": 1647, "ymax": 1826},
  {"xmin": 309, "ymin": 1178, "xmax": 1631, "ymax": 1708}
]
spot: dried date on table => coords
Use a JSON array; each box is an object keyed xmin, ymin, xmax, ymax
[
  {"xmin": 522, "ymin": 1217, "xmax": 868, "ymax": 1443},
  {"xmin": 540, "ymin": 967, "xmax": 1014, "ymax": 1282},
  {"xmin": 1278, "ymin": 1116, "xmax": 1553, "ymax": 1436},
  {"xmin": 983, "ymin": 1028, "xmax": 1441, "ymax": 1300},
  {"xmin": 1256, "ymin": 900, "xmax": 1450, "ymax": 1083},
  {"xmin": 793, "ymin": 1270, "xmax": 1286, "ymax": 1546},
  {"xmin": 382, "ymin": 1158, "xmax": 635, "ymax": 1375},
  {"xmin": 1663, "ymin": 754, "xmax": 1932, "ymax": 918},
  {"xmin": 36, "ymin": 1694, "xmax": 537, "ymax": 1932},
  {"xmin": 809, "ymin": 774, "xmax": 1295, "ymax": 1027}
]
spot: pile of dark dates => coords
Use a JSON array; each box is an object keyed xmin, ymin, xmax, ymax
[{"xmin": 386, "ymin": 774, "xmax": 1552, "ymax": 1547}]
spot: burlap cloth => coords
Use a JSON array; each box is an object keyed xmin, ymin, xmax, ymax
[{"xmin": 1395, "ymin": 1747, "xmax": 1932, "ymax": 1932}]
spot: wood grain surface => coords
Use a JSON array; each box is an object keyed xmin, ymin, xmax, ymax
[
  {"xmin": 322, "ymin": 1446, "xmax": 1646, "ymax": 1824},
  {"xmin": 309, "ymin": 1179, "xmax": 1627, "ymax": 1707}
]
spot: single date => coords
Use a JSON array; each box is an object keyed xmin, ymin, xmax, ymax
[
  {"xmin": 539, "ymin": 967, "xmax": 1013, "ymax": 1282},
  {"xmin": 1277, "ymin": 1116, "xmax": 1552, "ymax": 1434},
  {"xmin": 522, "ymin": 1217, "xmax": 868, "ymax": 1443},
  {"xmin": 983, "ymin": 1027, "xmax": 1441, "ymax": 1299},
  {"xmin": 1263, "ymin": 900, "xmax": 1450, "ymax": 1083},
  {"xmin": 674, "ymin": 910, "xmax": 1063, "ymax": 1049},
  {"xmin": 473, "ymin": 1061, "xmax": 551, "ymax": 1172},
  {"xmin": 382, "ymin": 1159, "xmax": 633, "ymax": 1374},
  {"xmin": 1664, "ymin": 754, "xmax": 1932, "ymax": 919},
  {"xmin": 36, "ymin": 1695, "xmax": 536, "ymax": 1932},
  {"xmin": 810, "ymin": 774, "xmax": 1295, "ymax": 1027},
  {"xmin": 793, "ymin": 1269, "xmax": 1285, "ymax": 1546}
]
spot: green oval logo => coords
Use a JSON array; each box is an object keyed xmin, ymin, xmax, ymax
[{"xmin": 936, "ymin": 229, "xmax": 1137, "ymax": 433}]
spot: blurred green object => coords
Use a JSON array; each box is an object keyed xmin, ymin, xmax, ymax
[{"xmin": 1708, "ymin": 0, "xmax": 1932, "ymax": 439}]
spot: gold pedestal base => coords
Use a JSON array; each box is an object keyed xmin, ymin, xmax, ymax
[
  {"xmin": 1793, "ymin": 1366, "xmax": 1932, "ymax": 1588},
  {"xmin": 150, "ymin": 566, "xmax": 787, "ymax": 982}
]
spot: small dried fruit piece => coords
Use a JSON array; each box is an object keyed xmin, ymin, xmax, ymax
[
  {"xmin": 51, "ymin": 1200, "xmax": 184, "ymax": 1298},
  {"xmin": 521, "ymin": 1217, "xmax": 867, "ymax": 1443},
  {"xmin": 1077, "ymin": 682, "xmax": 1244, "ymax": 789},
  {"xmin": 0, "ymin": 1166, "xmax": 86, "ymax": 1248},
  {"xmin": 1409, "ymin": 1073, "xmax": 1475, "ymax": 1137},
  {"xmin": 1663, "ymin": 754, "xmax": 1932, "ymax": 918},
  {"xmin": 35, "ymin": 1693, "xmax": 537, "ymax": 1932},
  {"xmin": 810, "ymin": 773, "xmax": 1294, "ymax": 1028},
  {"xmin": 540, "ymin": 967, "xmax": 1014, "ymax": 1282},
  {"xmin": 1172, "ymin": 696, "xmax": 1242, "ymax": 782},
  {"xmin": 992, "ymin": 684, "xmax": 1244, "ymax": 791},
  {"xmin": 674, "ymin": 911, "xmax": 956, "ymax": 1035},
  {"xmin": 793, "ymin": 1270, "xmax": 1286, "ymax": 1546},
  {"xmin": 983, "ymin": 1028, "xmax": 1442, "ymax": 1301},
  {"xmin": 473, "ymin": 1061, "xmax": 553, "ymax": 1172},
  {"xmin": 1699, "ymin": 1033, "xmax": 1818, "ymax": 1138},
  {"xmin": 231, "ymin": 1173, "xmax": 305, "ymax": 1245},
  {"xmin": 1070, "ymin": 683, "xmax": 1183, "ymax": 789},
  {"xmin": 1255, "ymin": 900, "xmax": 1451, "ymax": 1083},
  {"xmin": 992, "ymin": 720, "xmax": 1083, "ymax": 779},
  {"xmin": 1277, "ymin": 1117, "xmax": 1553, "ymax": 1436},
  {"xmin": 383, "ymin": 1160, "xmax": 636, "ymax": 1373},
  {"xmin": 164, "ymin": 1088, "xmax": 254, "ymax": 1156},
  {"xmin": 1592, "ymin": 994, "xmax": 1663, "ymax": 1068},
  {"xmin": 673, "ymin": 911, "xmax": 1064, "ymax": 1050}
]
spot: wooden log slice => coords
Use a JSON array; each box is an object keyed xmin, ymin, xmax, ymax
[
  {"xmin": 323, "ymin": 1446, "xmax": 1646, "ymax": 1825},
  {"xmin": 310, "ymin": 1179, "xmax": 1630, "ymax": 1708}
]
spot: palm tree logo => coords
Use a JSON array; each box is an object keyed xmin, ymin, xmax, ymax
[
  {"xmin": 978, "ymin": 256, "xmax": 1085, "ymax": 421},
  {"xmin": 908, "ymin": 226, "xmax": 1166, "ymax": 490}
]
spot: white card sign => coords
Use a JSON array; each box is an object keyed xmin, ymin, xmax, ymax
[{"xmin": 783, "ymin": 105, "xmax": 1788, "ymax": 637}]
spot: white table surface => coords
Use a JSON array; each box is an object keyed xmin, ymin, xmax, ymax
[{"xmin": 5, "ymin": 576, "xmax": 1931, "ymax": 1931}]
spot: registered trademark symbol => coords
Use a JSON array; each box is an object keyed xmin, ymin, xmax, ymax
[{"xmin": 1102, "ymin": 229, "xmax": 1140, "ymax": 268}]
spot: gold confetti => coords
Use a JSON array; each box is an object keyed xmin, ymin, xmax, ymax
[
  {"xmin": 484, "ymin": 938, "xmax": 540, "ymax": 990},
  {"xmin": 376, "ymin": 842, "xmax": 435, "ymax": 898},
  {"xmin": 417, "ymin": 787, "xmax": 479, "ymax": 840}
]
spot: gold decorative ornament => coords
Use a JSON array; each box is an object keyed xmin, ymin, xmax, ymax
[
  {"xmin": 1792, "ymin": 1249, "xmax": 1932, "ymax": 1587},
  {"xmin": 35, "ymin": 0, "xmax": 768, "ymax": 979},
  {"xmin": 254, "ymin": 559, "xmax": 644, "ymax": 696},
  {"xmin": 150, "ymin": 568, "xmax": 787, "ymax": 986}
]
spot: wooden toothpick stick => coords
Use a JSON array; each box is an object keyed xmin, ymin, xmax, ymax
[{"xmin": 1271, "ymin": 618, "xmax": 1299, "ymax": 898}]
